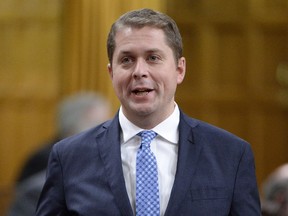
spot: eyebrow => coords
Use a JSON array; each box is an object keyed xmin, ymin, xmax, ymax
[
  {"xmin": 118, "ymin": 48, "xmax": 165, "ymax": 56},
  {"xmin": 146, "ymin": 48, "xmax": 165, "ymax": 55}
]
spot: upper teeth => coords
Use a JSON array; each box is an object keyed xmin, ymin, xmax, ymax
[{"xmin": 135, "ymin": 90, "xmax": 149, "ymax": 95}]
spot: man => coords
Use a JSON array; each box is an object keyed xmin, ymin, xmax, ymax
[{"xmin": 36, "ymin": 8, "xmax": 261, "ymax": 215}]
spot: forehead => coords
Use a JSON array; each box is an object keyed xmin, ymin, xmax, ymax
[{"xmin": 113, "ymin": 26, "xmax": 170, "ymax": 54}]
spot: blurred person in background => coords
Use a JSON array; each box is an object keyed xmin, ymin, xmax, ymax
[
  {"xmin": 6, "ymin": 91, "xmax": 111, "ymax": 216},
  {"xmin": 261, "ymin": 164, "xmax": 288, "ymax": 216}
]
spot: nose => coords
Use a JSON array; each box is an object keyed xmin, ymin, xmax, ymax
[{"xmin": 132, "ymin": 58, "xmax": 148, "ymax": 79}]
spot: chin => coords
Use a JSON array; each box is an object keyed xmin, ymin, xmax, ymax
[{"xmin": 132, "ymin": 105, "xmax": 154, "ymax": 116}]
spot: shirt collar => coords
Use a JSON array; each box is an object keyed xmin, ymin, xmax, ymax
[{"xmin": 119, "ymin": 104, "xmax": 180, "ymax": 144}]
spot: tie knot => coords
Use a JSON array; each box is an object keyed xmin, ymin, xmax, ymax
[{"xmin": 138, "ymin": 130, "xmax": 157, "ymax": 147}]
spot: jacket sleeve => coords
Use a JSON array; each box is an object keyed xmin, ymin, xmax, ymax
[
  {"xmin": 230, "ymin": 142, "xmax": 261, "ymax": 215},
  {"xmin": 35, "ymin": 144, "xmax": 67, "ymax": 216}
]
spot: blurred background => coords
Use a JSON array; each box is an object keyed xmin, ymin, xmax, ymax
[{"xmin": 0, "ymin": 0, "xmax": 287, "ymax": 214}]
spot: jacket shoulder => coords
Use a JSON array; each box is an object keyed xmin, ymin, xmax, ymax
[
  {"xmin": 180, "ymin": 111, "xmax": 249, "ymax": 146},
  {"xmin": 53, "ymin": 118, "xmax": 115, "ymax": 152}
]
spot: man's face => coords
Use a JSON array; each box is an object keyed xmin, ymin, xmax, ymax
[{"xmin": 108, "ymin": 26, "xmax": 185, "ymax": 127}]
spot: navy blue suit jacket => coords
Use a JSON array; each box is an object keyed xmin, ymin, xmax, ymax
[{"xmin": 36, "ymin": 111, "xmax": 261, "ymax": 215}]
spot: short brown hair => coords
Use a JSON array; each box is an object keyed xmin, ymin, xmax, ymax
[{"xmin": 107, "ymin": 8, "xmax": 183, "ymax": 64}]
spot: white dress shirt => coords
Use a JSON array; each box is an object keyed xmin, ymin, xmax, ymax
[{"xmin": 119, "ymin": 104, "xmax": 179, "ymax": 216}]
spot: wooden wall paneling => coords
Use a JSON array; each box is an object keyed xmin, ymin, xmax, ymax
[
  {"xmin": 167, "ymin": 0, "xmax": 288, "ymax": 187},
  {"xmin": 259, "ymin": 27, "xmax": 288, "ymax": 94},
  {"xmin": 215, "ymin": 24, "xmax": 248, "ymax": 93},
  {"xmin": 248, "ymin": 0, "xmax": 288, "ymax": 191},
  {"xmin": 200, "ymin": 26, "xmax": 220, "ymax": 97},
  {"xmin": 251, "ymin": 0, "xmax": 288, "ymax": 23},
  {"xmin": 62, "ymin": 0, "xmax": 80, "ymax": 93},
  {"xmin": 253, "ymin": 26, "xmax": 288, "ymax": 181},
  {"xmin": 175, "ymin": 23, "xmax": 203, "ymax": 116},
  {"xmin": 0, "ymin": 102, "xmax": 19, "ymax": 183},
  {"xmin": 0, "ymin": 101, "xmax": 21, "ymax": 215},
  {"xmin": 209, "ymin": 100, "xmax": 249, "ymax": 138},
  {"xmin": 209, "ymin": 23, "xmax": 250, "ymax": 137},
  {"xmin": 247, "ymin": 104, "xmax": 266, "ymax": 185},
  {"xmin": 246, "ymin": 22, "xmax": 269, "ymax": 184},
  {"xmin": 261, "ymin": 106, "xmax": 288, "ymax": 178},
  {"xmin": 0, "ymin": 0, "xmax": 168, "ymax": 214},
  {"xmin": 133, "ymin": 0, "xmax": 166, "ymax": 11},
  {"xmin": 202, "ymin": 0, "xmax": 248, "ymax": 22},
  {"xmin": 167, "ymin": 0, "xmax": 203, "ymax": 23},
  {"xmin": 0, "ymin": 0, "xmax": 63, "ymax": 214}
]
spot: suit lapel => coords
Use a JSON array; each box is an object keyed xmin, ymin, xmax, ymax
[
  {"xmin": 96, "ymin": 115, "xmax": 134, "ymax": 216},
  {"xmin": 164, "ymin": 112, "xmax": 203, "ymax": 216},
  {"xmin": 96, "ymin": 112, "xmax": 202, "ymax": 216}
]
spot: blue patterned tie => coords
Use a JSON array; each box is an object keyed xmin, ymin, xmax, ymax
[{"xmin": 136, "ymin": 130, "xmax": 160, "ymax": 216}]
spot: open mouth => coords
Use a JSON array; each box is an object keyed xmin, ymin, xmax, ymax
[{"xmin": 132, "ymin": 89, "xmax": 153, "ymax": 96}]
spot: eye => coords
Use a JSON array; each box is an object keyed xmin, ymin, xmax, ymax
[
  {"xmin": 147, "ymin": 55, "xmax": 160, "ymax": 62},
  {"xmin": 121, "ymin": 56, "xmax": 133, "ymax": 65}
]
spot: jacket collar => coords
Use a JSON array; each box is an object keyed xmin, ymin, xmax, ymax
[
  {"xmin": 164, "ymin": 111, "xmax": 202, "ymax": 216},
  {"xmin": 96, "ymin": 113, "xmax": 134, "ymax": 216}
]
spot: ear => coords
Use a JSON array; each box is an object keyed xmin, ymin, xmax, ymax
[
  {"xmin": 176, "ymin": 57, "xmax": 186, "ymax": 84},
  {"xmin": 107, "ymin": 63, "xmax": 113, "ymax": 79}
]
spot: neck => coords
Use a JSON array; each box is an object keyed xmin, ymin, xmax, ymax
[{"xmin": 123, "ymin": 106, "xmax": 175, "ymax": 129}]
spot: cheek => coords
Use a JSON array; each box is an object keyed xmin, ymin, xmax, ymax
[
  {"xmin": 160, "ymin": 75, "xmax": 176, "ymax": 91},
  {"xmin": 112, "ymin": 72, "xmax": 129, "ymax": 90},
  {"xmin": 166, "ymin": 73, "xmax": 181, "ymax": 92}
]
